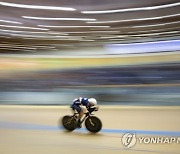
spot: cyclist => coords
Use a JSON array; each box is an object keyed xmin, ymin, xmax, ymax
[{"xmin": 71, "ymin": 97, "xmax": 99, "ymax": 127}]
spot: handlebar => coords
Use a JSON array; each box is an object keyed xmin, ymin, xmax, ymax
[{"xmin": 72, "ymin": 106, "xmax": 98, "ymax": 117}]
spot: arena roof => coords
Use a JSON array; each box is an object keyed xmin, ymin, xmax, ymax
[{"xmin": 0, "ymin": 0, "xmax": 179, "ymax": 53}]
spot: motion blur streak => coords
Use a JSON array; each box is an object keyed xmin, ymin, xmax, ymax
[
  {"xmin": 81, "ymin": 2, "xmax": 180, "ymax": 14},
  {"xmin": 0, "ymin": 52, "xmax": 180, "ymax": 105},
  {"xmin": 0, "ymin": 1, "xmax": 76, "ymax": 11},
  {"xmin": 1, "ymin": 121, "xmax": 180, "ymax": 136},
  {"xmin": 105, "ymin": 40, "xmax": 180, "ymax": 54}
]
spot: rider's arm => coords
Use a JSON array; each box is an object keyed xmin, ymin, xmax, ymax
[
  {"xmin": 87, "ymin": 103, "xmax": 99, "ymax": 112},
  {"xmin": 73, "ymin": 99, "xmax": 81, "ymax": 105}
]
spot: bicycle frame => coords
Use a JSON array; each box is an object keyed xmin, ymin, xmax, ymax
[
  {"xmin": 72, "ymin": 110, "xmax": 93, "ymax": 125},
  {"xmin": 62, "ymin": 107, "xmax": 101, "ymax": 133}
]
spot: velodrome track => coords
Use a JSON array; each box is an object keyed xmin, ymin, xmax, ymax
[{"xmin": 0, "ymin": 105, "xmax": 180, "ymax": 154}]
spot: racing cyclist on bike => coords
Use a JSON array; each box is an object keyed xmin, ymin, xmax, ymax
[{"xmin": 71, "ymin": 97, "xmax": 99, "ymax": 128}]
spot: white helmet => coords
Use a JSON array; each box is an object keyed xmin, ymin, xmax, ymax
[{"xmin": 88, "ymin": 98, "xmax": 97, "ymax": 106}]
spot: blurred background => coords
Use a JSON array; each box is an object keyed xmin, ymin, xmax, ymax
[
  {"xmin": 0, "ymin": 0, "xmax": 180, "ymax": 105},
  {"xmin": 0, "ymin": 52, "xmax": 180, "ymax": 105}
]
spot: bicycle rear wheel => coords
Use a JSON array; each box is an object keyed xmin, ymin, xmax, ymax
[{"xmin": 62, "ymin": 115, "xmax": 77, "ymax": 131}]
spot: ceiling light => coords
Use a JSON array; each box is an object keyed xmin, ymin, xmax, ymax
[
  {"xmin": 0, "ymin": 24, "xmax": 49, "ymax": 30},
  {"xmin": 0, "ymin": 28, "xmax": 68, "ymax": 35},
  {"xmin": 38, "ymin": 25, "xmax": 110, "ymax": 28},
  {"xmin": 133, "ymin": 31, "xmax": 179, "ymax": 37},
  {"xmin": 0, "ymin": 48, "xmax": 19, "ymax": 51},
  {"xmin": 109, "ymin": 39, "xmax": 125, "ymax": 41},
  {"xmin": 56, "ymin": 44, "xmax": 74, "ymax": 46},
  {"xmin": 64, "ymin": 30, "xmax": 119, "ymax": 33},
  {"xmin": 22, "ymin": 16, "xmax": 96, "ymax": 21},
  {"xmin": 127, "ymin": 27, "xmax": 180, "ymax": 34},
  {"xmin": 81, "ymin": 2, "xmax": 180, "ymax": 14},
  {"xmin": 101, "ymin": 35, "xmax": 128, "ymax": 39},
  {"xmin": 0, "ymin": 19, "xmax": 22, "ymax": 24},
  {"xmin": 7, "ymin": 33, "xmax": 80, "ymax": 40},
  {"xmin": 80, "ymin": 40, "xmax": 95, "ymax": 41},
  {"xmin": 87, "ymin": 13, "xmax": 180, "ymax": 24},
  {"xmin": 131, "ymin": 21, "xmax": 180, "ymax": 28},
  {"xmin": 0, "ymin": 1, "xmax": 76, "ymax": 11},
  {"xmin": 47, "ymin": 31, "xmax": 68, "ymax": 35},
  {"xmin": 23, "ymin": 37, "xmax": 78, "ymax": 41},
  {"xmin": 0, "ymin": 45, "xmax": 36, "ymax": 49},
  {"xmin": 0, "ymin": 36, "xmax": 11, "ymax": 38},
  {"xmin": 9, "ymin": 33, "xmax": 69, "ymax": 38}
]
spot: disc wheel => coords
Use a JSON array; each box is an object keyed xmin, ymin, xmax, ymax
[
  {"xmin": 85, "ymin": 116, "xmax": 102, "ymax": 133},
  {"xmin": 62, "ymin": 115, "xmax": 77, "ymax": 131}
]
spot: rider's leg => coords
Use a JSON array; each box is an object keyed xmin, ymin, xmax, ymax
[
  {"xmin": 78, "ymin": 106, "xmax": 86, "ymax": 121},
  {"xmin": 76, "ymin": 106, "xmax": 86, "ymax": 128},
  {"xmin": 72, "ymin": 105, "xmax": 86, "ymax": 128}
]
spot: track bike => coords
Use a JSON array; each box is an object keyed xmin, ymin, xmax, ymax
[{"xmin": 61, "ymin": 107, "xmax": 102, "ymax": 133}]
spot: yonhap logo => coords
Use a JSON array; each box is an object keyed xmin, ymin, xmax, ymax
[
  {"xmin": 122, "ymin": 133, "xmax": 137, "ymax": 148},
  {"xmin": 121, "ymin": 132, "xmax": 180, "ymax": 148}
]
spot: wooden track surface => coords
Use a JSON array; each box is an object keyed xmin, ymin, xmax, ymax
[{"xmin": 0, "ymin": 106, "xmax": 180, "ymax": 154}]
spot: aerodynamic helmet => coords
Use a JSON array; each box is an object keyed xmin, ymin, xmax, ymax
[{"xmin": 88, "ymin": 98, "xmax": 97, "ymax": 106}]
